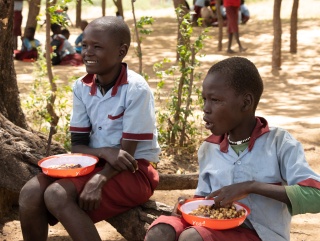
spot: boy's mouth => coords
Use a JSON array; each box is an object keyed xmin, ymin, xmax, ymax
[
  {"xmin": 85, "ymin": 60, "xmax": 97, "ymax": 64},
  {"xmin": 203, "ymin": 117, "xmax": 214, "ymax": 130}
]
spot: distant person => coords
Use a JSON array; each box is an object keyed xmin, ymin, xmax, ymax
[
  {"xmin": 224, "ymin": 0, "xmax": 246, "ymax": 53},
  {"xmin": 50, "ymin": 23, "xmax": 62, "ymax": 40},
  {"xmin": 13, "ymin": 0, "xmax": 23, "ymax": 50},
  {"xmin": 200, "ymin": 0, "xmax": 215, "ymax": 27},
  {"xmin": 75, "ymin": 20, "xmax": 89, "ymax": 54},
  {"xmin": 55, "ymin": 6, "xmax": 74, "ymax": 27},
  {"xmin": 14, "ymin": 27, "xmax": 41, "ymax": 61},
  {"xmin": 192, "ymin": 0, "xmax": 205, "ymax": 25},
  {"xmin": 116, "ymin": 11, "xmax": 123, "ymax": 20},
  {"xmin": 51, "ymin": 28, "xmax": 83, "ymax": 66},
  {"xmin": 240, "ymin": 0, "xmax": 250, "ymax": 24}
]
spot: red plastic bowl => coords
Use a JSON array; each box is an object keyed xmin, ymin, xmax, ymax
[
  {"xmin": 38, "ymin": 153, "xmax": 99, "ymax": 178},
  {"xmin": 178, "ymin": 198, "xmax": 250, "ymax": 230}
]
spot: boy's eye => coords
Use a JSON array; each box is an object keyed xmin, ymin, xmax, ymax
[{"xmin": 94, "ymin": 45, "xmax": 101, "ymax": 49}]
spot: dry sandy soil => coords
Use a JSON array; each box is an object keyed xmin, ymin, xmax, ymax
[{"xmin": 1, "ymin": 0, "xmax": 320, "ymax": 240}]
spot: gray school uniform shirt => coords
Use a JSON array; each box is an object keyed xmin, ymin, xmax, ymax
[{"xmin": 195, "ymin": 117, "xmax": 320, "ymax": 241}]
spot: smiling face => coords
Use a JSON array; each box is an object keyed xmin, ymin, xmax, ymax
[
  {"xmin": 81, "ymin": 18, "xmax": 129, "ymax": 84},
  {"xmin": 202, "ymin": 72, "xmax": 246, "ymax": 136}
]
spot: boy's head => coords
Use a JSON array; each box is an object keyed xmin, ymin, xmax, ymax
[
  {"xmin": 202, "ymin": 57, "xmax": 263, "ymax": 136},
  {"xmin": 82, "ymin": 16, "xmax": 131, "ymax": 77},
  {"xmin": 24, "ymin": 27, "xmax": 36, "ymax": 40},
  {"xmin": 207, "ymin": 57, "xmax": 263, "ymax": 110},
  {"xmin": 51, "ymin": 23, "xmax": 62, "ymax": 35},
  {"xmin": 61, "ymin": 28, "xmax": 70, "ymax": 39},
  {"xmin": 80, "ymin": 20, "xmax": 88, "ymax": 31}
]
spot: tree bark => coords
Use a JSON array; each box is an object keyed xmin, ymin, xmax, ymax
[
  {"xmin": 0, "ymin": 0, "xmax": 29, "ymax": 130},
  {"xmin": 108, "ymin": 200, "xmax": 173, "ymax": 241},
  {"xmin": 290, "ymin": 0, "xmax": 299, "ymax": 54},
  {"xmin": 272, "ymin": 0, "xmax": 282, "ymax": 72},
  {"xmin": 216, "ymin": 0, "xmax": 223, "ymax": 51},
  {"xmin": 25, "ymin": 0, "xmax": 41, "ymax": 30},
  {"xmin": 76, "ymin": 0, "xmax": 82, "ymax": 28}
]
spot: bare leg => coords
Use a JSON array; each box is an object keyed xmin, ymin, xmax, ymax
[
  {"xmin": 234, "ymin": 32, "xmax": 247, "ymax": 52},
  {"xmin": 227, "ymin": 33, "xmax": 235, "ymax": 53},
  {"xmin": 145, "ymin": 223, "xmax": 176, "ymax": 241},
  {"xmin": 44, "ymin": 179, "xmax": 102, "ymax": 241},
  {"xmin": 19, "ymin": 174, "xmax": 56, "ymax": 241},
  {"xmin": 178, "ymin": 228, "xmax": 203, "ymax": 241}
]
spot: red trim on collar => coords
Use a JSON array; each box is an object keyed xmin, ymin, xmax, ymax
[
  {"xmin": 205, "ymin": 117, "xmax": 270, "ymax": 153},
  {"xmin": 111, "ymin": 64, "xmax": 128, "ymax": 97},
  {"xmin": 298, "ymin": 178, "xmax": 320, "ymax": 190},
  {"xmin": 80, "ymin": 63, "xmax": 128, "ymax": 96}
]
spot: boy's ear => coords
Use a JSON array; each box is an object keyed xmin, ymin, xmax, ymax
[
  {"xmin": 242, "ymin": 93, "xmax": 254, "ymax": 111},
  {"xmin": 119, "ymin": 44, "xmax": 129, "ymax": 58}
]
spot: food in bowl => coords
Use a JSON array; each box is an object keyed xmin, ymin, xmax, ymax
[
  {"xmin": 47, "ymin": 163, "xmax": 82, "ymax": 170},
  {"xmin": 38, "ymin": 154, "xmax": 98, "ymax": 178},
  {"xmin": 178, "ymin": 198, "xmax": 250, "ymax": 230},
  {"xmin": 189, "ymin": 204, "xmax": 246, "ymax": 219}
]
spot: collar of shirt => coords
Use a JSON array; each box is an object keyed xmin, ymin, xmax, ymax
[
  {"xmin": 205, "ymin": 117, "xmax": 270, "ymax": 153},
  {"xmin": 81, "ymin": 63, "xmax": 128, "ymax": 96}
]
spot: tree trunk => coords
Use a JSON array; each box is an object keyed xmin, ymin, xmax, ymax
[
  {"xmin": 25, "ymin": 0, "xmax": 41, "ymax": 30},
  {"xmin": 0, "ymin": 0, "xmax": 28, "ymax": 129},
  {"xmin": 102, "ymin": 0, "xmax": 106, "ymax": 16},
  {"xmin": 216, "ymin": 0, "xmax": 223, "ymax": 51},
  {"xmin": 76, "ymin": 0, "xmax": 82, "ymax": 28},
  {"xmin": 173, "ymin": 0, "xmax": 190, "ymax": 61},
  {"xmin": 272, "ymin": 0, "xmax": 282, "ymax": 72},
  {"xmin": 113, "ymin": 0, "xmax": 123, "ymax": 19},
  {"xmin": 108, "ymin": 200, "xmax": 173, "ymax": 241},
  {"xmin": 290, "ymin": 0, "xmax": 299, "ymax": 54}
]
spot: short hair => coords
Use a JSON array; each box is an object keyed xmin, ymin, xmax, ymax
[
  {"xmin": 207, "ymin": 57, "xmax": 264, "ymax": 109},
  {"xmin": 51, "ymin": 23, "xmax": 61, "ymax": 33},
  {"xmin": 89, "ymin": 16, "xmax": 131, "ymax": 47}
]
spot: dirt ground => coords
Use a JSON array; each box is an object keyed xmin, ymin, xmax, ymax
[{"xmin": 1, "ymin": 0, "xmax": 320, "ymax": 240}]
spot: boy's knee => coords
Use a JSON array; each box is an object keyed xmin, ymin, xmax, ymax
[
  {"xmin": 145, "ymin": 223, "xmax": 176, "ymax": 241},
  {"xmin": 44, "ymin": 182, "xmax": 68, "ymax": 211},
  {"xmin": 178, "ymin": 228, "xmax": 203, "ymax": 241},
  {"xmin": 19, "ymin": 176, "xmax": 45, "ymax": 209}
]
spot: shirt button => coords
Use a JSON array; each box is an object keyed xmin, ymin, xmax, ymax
[
  {"xmin": 98, "ymin": 127, "xmax": 102, "ymax": 130},
  {"xmin": 237, "ymin": 161, "xmax": 241, "ymax": 165}
]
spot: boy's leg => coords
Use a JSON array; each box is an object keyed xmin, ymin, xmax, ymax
[
  {"xmin": 44, "ymin": 178, "xmax": 102, "ymax": 241},
  {"xmin": 234, "ymin": 32, "xmax": 247, "ymax": 52},
  {"xmin": 145, "ymin": 223, "xmax": 177, "ymax": 241},
  {"xmin": 227, "ymin": 33, "xmax": 235, "ymax": 53},
  {"xmin": 19, "ymin": 173, "xmax": 56, "ymax": 241}
]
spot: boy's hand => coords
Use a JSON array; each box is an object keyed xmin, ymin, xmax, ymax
[
  {"xmin": 205, "ymin": 181, "xmax": 252, "ymax": 208},
  {"xmin": 171, "ymin": 197, "xmax": 186, "ymax": 217},
  {"xmin": 100, "ymin": 148, "xmax": 138, "ymax": 173},
  {"xmin": 79, "ymin": 174, "xmax": 106, "ymax": 211}
]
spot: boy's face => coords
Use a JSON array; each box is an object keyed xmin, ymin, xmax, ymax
[
  {"xmin": 202, "ymin": 72, "xmax": 245, "ymax": 136},
  {"xmin": 82, "ymin": 24, "xmax": 127, "ymax": 81}
]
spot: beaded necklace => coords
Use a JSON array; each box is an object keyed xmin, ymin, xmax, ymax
[{"xmin": 227, "ymin": 135, "xmax": 251, "ymax": 145}]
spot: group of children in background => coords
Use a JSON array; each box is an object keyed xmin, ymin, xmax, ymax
[{"xmin": 14, "ymin": 19, "xmax": 88, "ymax": 66}]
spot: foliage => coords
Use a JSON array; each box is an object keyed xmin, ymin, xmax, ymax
[
  {"xmin": 21, "ymin": 47, "xmax": 75, "ymax": 151},
  {"xmin": 131, "ymin": 14, "xmax": 154, "ymax": 79},
  {"xmin": 154, "ymin": 8, "xmax": 209, "ymax": 148}
]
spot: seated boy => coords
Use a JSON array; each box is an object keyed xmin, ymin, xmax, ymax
[
  {"xmin": 145, "ymin": 57, "xmax": 320, "ymax": 241},
  {"xmin": 19, "ymin": 16, "xmax": 161, "ymax": 241},
  {"xmin": 14, "ymin": 27, "xmax": 41, "ymax": 61}
]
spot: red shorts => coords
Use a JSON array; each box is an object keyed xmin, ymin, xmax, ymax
[
  {"xmin": 226, "ymin": 6, "xmax": 239, "ymax": 33},
  {"xmin": 13, "ymin": 11, "xmax": 23, "ymax": 36},
  {"xmin": 146, "ymin": 215, "xmax": 261, "ymax": 241},
  {"xmin": 48, "ymin": 159, "xmax": 159, "ymax": 225}
]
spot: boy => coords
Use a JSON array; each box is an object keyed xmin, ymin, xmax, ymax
[
  {"xmin": 75, "ymin": 20, "xmax": 89, "ymax": 54},
  {"xmin": 14, "ymin": 27, "xmax": 41, "ymax": 61},
  {"xmin": 145, "ymin": 57, "xmax": 320, "ymax": 241},
  {"xmin": 19, "ymin": 16, "xmax": 160, "ymax": 241},
  {"xmin": 224, "ymin": 0, "xmax": 246, "ymax": 53}
]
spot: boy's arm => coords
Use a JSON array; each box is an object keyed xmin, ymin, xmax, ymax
[
  {"xmin": 285, "ymin": 185, "xmax": 320, "ymax": 215},
  {"xmin": 206, "ymin": 181, "xmax": 291, "ymax": 208}
]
